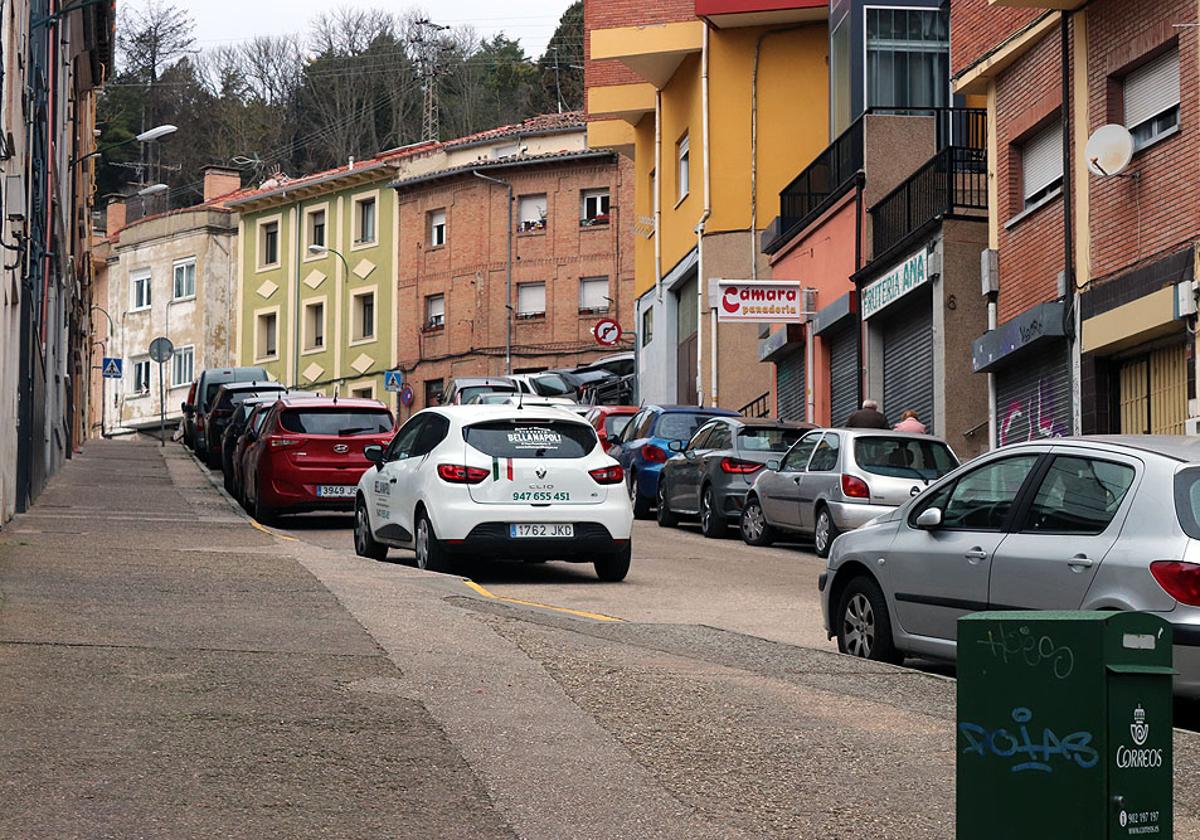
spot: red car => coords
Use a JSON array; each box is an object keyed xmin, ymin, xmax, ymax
[
  {"xmin": 584, "ymin": 405, "xmax": 639, "ymax": 453},
  {"xmin": 241, "ymin": 396, "xmax": 396, "ymax": 522}
]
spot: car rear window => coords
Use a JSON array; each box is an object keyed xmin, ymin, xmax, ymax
[
  {"xmin": 459, "ymin": 385, "xmax": 517, "ymax": 403},
  {"xmin": 464, "ymin": 419, "xmax": 597, "ymax": 459},
  {"xmin": 854, "ymin": 437, "xmax": 958, "ymax": 480},
  {"xmin": 278, "ymin": 408, "xmax": 393, "ymax": 436},
  {"xmin": 738, "ymin": 427, "xmax": 805, "ymax": 452},
  {"xmin": 655, "ymin": 412, "xmax": 724, "ymax": 441},
  {"xmin": 531, "ymin": 374, "xmax": 573, "ymax": 396},
  {"xmin": 605, "ymin": 414, "xmax": 633, "ymax": 438},
  {"xmin": 1175, "ymin": 468, "xmax": 1200, "ymax": 539}
]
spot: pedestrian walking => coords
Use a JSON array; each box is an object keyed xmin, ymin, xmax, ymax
[
  {"xmin": 893, "ymin": 409, "xmax": 927, "ymax": 434},
  {"xmin": 845, "ymin": 399, "xmax": 889, "ymax": 429}
]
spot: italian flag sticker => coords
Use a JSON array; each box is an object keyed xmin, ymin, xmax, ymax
[{"xmin": 491, "ymin": 457, "xmax": 514, "ymax": 481}]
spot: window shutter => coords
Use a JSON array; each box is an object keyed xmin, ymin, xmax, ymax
[
  {"xmin": 427, "ymin": 295, "xmax": 444, "ymax": 319},
  {"xmin": 1125, "ymin": 49, "xmax": 1180, "ymax": 129},
  {"xmin": 518, "ymin": 195, "xmax": 547, "ymax": 224},
  {"xmin": 1022, "ymin": 119, "xmax": 1063, "ymax": 200},
  {"xmin": 518, "ymin": 283, "xmax": 546, "ymax": 314},
  {"xmin": 579, "ymin": 277, "xmax": 608, "ymax": 310}
]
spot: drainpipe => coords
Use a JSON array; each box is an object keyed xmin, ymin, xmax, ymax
[
  {"xmin": 291, "ymin": 206, "xmax": 302, "ymax": 387},
  {"xmin": 1060, "ymin": 11, "xmax": 1079, "ymax": 434},
  {"xmin": 473, "ymin": 171, "xmax": 514, "ymax": 374},
  {"xmin": 987, "ymin": 296, "xmax": 998, "ymax": 449},
  {"xmin": 697, "ymin": 23, "xmax": 714, "ymax": 407},
  {"xmin": 654, "ymin": 91, "xmax": 663, "ymax": 302}
]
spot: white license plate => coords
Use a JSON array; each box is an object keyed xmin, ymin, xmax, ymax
[
  {"xmin": 316, "ymin": 485, "xmax": 356, "ymax": 498},
  {"xmin": 510, "ymin": 523, "xmax": 574, "ymax": 538}
]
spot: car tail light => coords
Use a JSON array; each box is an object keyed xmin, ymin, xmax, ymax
[
  {"xmin": 1150, "ymin": 561, "xmax": 1200, "ymax": 606},
  {"xmin": 643, "ymin": 444, "xmax": 667, "ymax": 464},
  {"xmin": 437, "ymin": 464, "xmax": 489, "ymax": 484},
  {"xmin": 589, "ymin": 465, "xmax": 625, "ymax": 485},
  {"xmin": 268, "ymin": 437, "xmax": 302, "ymax": 449},
  {"xmin": 721, "ymin": 457, "xmax": 764, "ymax": 475},
  {"xmin": 841, "ymin": 474, "xmax": 870, "ymax": 499}
]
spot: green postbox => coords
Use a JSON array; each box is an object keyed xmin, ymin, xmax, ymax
[{"xmin": 957, "ymin": 611, "xmax": 1174, "ymax": 840}]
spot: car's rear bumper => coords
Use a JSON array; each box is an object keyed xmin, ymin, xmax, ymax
[
  {"xmin": 426, "ymin": 497, "xmax": 634, "ymax": 542},
  {"xmin": 445, "ymin": 522, "xmax": 626, "ymax": 560},
  {"xmin": 263, "ymin": 470, "xmax": 369, "ymax": 512},
  {"xmin": 715, "ymin": 486, "xmax": 751, "ymax": 519},
  {"xmin": 826, "ymin": 499, "xmax": 895, "ymax": 531}
]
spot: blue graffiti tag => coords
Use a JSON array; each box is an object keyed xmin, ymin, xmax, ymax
[{"xmin": 959, "ymin": 707, "xmax": 1099, "ymax": 773}]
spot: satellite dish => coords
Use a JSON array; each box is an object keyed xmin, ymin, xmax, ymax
[{"xmin": 1086, "ymin": 124, "xmax": 1134, "ymax": 177}]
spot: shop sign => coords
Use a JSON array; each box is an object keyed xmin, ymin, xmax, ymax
[
  {"xmin": 716, "ymin": 280, "xmax": 804, "ymax": 323},
  {"xmin": 861, "ymin": 250, "xmax": 928, "ymax": 320}
]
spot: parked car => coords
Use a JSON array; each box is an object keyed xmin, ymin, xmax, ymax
[
  {"xmin": 658, "ymin": 417, "xmax": 815, "ymax": 538},
  {"xmin": 584, "ymin": 405, "xmax": 638, "ymax": 453},
  {"xmin": 181, "ymin": 380, "xmax": 199, "ymax": 449},
  {"xmin": 443, "ymin": 377, "xmax": 518, "ymax": 405},
  {"xmin": 185, "ymin": 366, "xmax": 269, "ymax": 462},
  {"xmin": 610, "ymin": 404, "xmax": 740, "ymax": 519},
  {"xmin": 741, "ymin": 429, "xmax": 958, "ymax": 557},
  {"xmin": 202, "ymin": 381, "xmax": 288, "ymax": 468},
  {"xmin": 819, "ymin": 435, "xmax": 1200, "ymax": 698},
  {"xmin": 230, "ymin": 402, "xmax": 275, "ymax": 507},
  {"xmin": 241, "ymin": 396, "xmax": 396, "ymax": 522},
  {"xmin": 352, "ymin": 405, "xmax": 633, "ymax": 581},
  {"xmin": 220, "ymin": 390, "xmax": 316, "ymax": 493},
  {"xmin": 575, "ymin": 352, "xmax": 634, "ymax": 378}
]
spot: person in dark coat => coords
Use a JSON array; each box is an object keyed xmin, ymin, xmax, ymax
[{"xmin": 845, "ymin": 399, "xmax": 889, "ymax": 429}]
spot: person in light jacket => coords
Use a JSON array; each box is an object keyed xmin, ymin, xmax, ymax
[{"xmin": 893, "ymin": 409, "xmax": 927, "ymax": 434}]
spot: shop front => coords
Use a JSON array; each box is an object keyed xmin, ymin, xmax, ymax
[
  {"xmin": 812, "ymin": 292, "xmax": 859, "ymax": 427},
  {"xmin": 760, "ymin": 324, "xmax": 806, "ymax": 422}
]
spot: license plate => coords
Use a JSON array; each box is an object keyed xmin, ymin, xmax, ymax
[
  {"xmin": 316, "ymin": 485, "xmax": 356, "ymax": 498},
  {"xmin": 510, "ymin": 523, "xmax": 574, "ymax": 538}
]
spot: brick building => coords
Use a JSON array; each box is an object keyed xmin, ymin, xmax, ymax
[{"xmin": 958, "ymin": 0, "xmax": 1200, "ymax": 444}]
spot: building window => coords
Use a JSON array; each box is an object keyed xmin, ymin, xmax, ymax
[
  {"xmin": 257, "ymin": 311, "xmax": 278, "ymax": 360},
  {"xmin": 641, "ymin": 306, "xmax": 654, "ymax": 347},
  {"xmin": 1125, "ymin": 48, "xmax": 1180, "ymax": 152},
  {"xmin": 425, "ymin": 293, "xmax": 445, "ymax": 330},
  {"xmin": 172, "ymin": 259, "xmax": 195, "ymax": 300},
  {"xmin": 676, "ymin": 134, "xmax": 690, "ymax": 202},
  {"xmin": 131, "ymin": 359, "xmax": 151, "ymax": 395},
  {"xmin": 579, "ymin": 277, "xmax": 609, "ymax": 313},
  {"xmin": 303, "ymin": 300, "xmax": 325, "ymax": 351},
  {"xmin": 307, "ymin": 208, "xmax": 326, "ymax": 250},
  {"xmin": 350, "ymin": 384, "xmax": 375, "ymax": 399},
  {"xmin": 517, "ymin": 282, "xmax": 546, "ymax": 319},
  {"xmin": 1020, "ymin": 118, "xmax": 1064, "ymax": 210},
  {"xmin": 581, "ymin": 189, "xmax": 610, "ymax": 226},
  {"xmin": 259, "ymin": 220, "xmax": 279, "ymax": 268},
  {"xmin": 866, "ymin": 7, "xmax": 950, "ymax": 111},
  {"xmin": 428, "ymin": 209, "xmax": 446, "ymax": 247},
  {"xmin": 518, "ymin": 194, "xmax": 548, "ymax": 233},
  {"xmin": 424, "ymin": 378, "xmax": 444, "ymax": 406},
  {"xmin": 354, "ymin": 195, "xmax": 377, "ymax": 245},
  {"xmin": 493, "ymin": 142, "xmax": 520, "ymax": 158},
  {"xmin": 171, "ymin": 345, "xmax": 195, "ymax": 388},
  {"xmin": 130, "ymin": 270, "xmax": 151, "ymax": 311},
  {"xmin": 351, "ymin": 290, "xmax": 375, "ymax": 342}
]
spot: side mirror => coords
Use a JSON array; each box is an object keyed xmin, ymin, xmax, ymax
[
  {"xmin": 767, "ymin": 459, "xmax": 781, "ymax": 472},
  {"xmin": 915, "ymin": 507, "xmax": 943, "ymax": 529},
  {"xmin": 668, "ymin": 439, "xmax": 686, "ymax": 453},
  {"xmin": 181, "ymin": 402, "xmax": 193, "ymax": 414},
  {"xmin": 364, "ymin": 444, "xmax": 384, "ymax": 467}
]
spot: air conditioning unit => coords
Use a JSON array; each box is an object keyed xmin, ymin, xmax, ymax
[{"xmin": 1186, "ymin": 417, "xmax": 1200, "ymax": 437}]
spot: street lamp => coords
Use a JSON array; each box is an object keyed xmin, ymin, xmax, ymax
[
  {"xmin": 300, "ymin": 244, "xmax": 352, "ymax": 388},
  {"xmin": 137, "ymin": 183, "xmax": 168, "ymax": 197},
  {"xmin": 71, "ymin": 123, "xmax": 177, "ymax": 167},
  {"xmin": 308, "ymin": 243, "xmax": 349, "ymax": 273}
]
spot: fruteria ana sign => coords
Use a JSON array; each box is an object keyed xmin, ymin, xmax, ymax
[{"xmin": 717, "ymin": 280, "xmax": 804, "ymax": 323}]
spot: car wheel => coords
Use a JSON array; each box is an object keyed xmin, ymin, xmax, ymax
[
  {"xmin": 594, "ymin": 541, "xmax": 631, "ymax": 582},
  {"xmin": 656, "ymin": 479, "xmax": 679, "ymax": 528},
  {"xmin": 222, "ymin": 462, "xmax": 235, "ymax": 495},
  {"xmin": 813, "ymin": 506, "xmax": 839, "ymax": 559},
  {"xmin": 628, "ymin": 470, "xmax": 652, "ymax": 520},
  {"xmin": 205, "ymin": 444, "xmax": 222, "ymax": 470},
  {"xmin": 836, "ymin": 576, "xmax": 901, "ymax": 664},
  {"xmin": 699, "ymin": 485, "xmax": 725, "ymax": 539},
  {"xmin": 414, "ymin": 511, "xmax": 451, "ymax": 573},
  {"xmin": 354, "ymin": 498, "xmax": 388, "ymax": 561},
  {"xmin": 253, "ymin": 491, "xmax": 276, "ymax": 525},
  {"xmin": 740, "ymin": 496, "xmax": 776, "ymax": 547}
]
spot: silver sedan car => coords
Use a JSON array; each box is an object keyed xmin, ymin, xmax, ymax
[{"xmin": 819, "ymin": 435, "xmax": 1200, "ymax": 698}]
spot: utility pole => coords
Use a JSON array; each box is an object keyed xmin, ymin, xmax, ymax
[
  {"xmin": 551, "ymin": 46, "xmax": 563, "ymax": 114},
  {"xmin": 410, "ymin": 19, "xmax": 451, "ymax": 142}
]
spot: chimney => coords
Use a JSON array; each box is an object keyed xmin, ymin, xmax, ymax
[
  {"xmin": 202, "ymin": 166, "xmax": 242, "ymax": 203},
  {"xmin": 105, "ymin": 196, "xmax": 126, "ymax": 233}
]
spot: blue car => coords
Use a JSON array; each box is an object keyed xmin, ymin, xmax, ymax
[{"xmin": 611, "ymin": 404, "xmax": 739, "ymax": 519}]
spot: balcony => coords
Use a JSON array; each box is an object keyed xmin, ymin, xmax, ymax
[
  {"xmin": 695, "ymin": 0, "xmax": 826, "ymax": 28},
  {"xmin": 775, "ymin": 117, "xmax": 865, "ymax": 248}
]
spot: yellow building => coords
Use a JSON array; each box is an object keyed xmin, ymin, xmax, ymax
[{"xmin": 585, "ymin": 1, "xmax": 829, "ymax": 410}]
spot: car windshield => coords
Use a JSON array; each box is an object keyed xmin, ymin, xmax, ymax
[
  {"xmin": 1175, "ymin": 468, "xmax": 1200, "ymax": 539},
  {"xmin": 738, "ymin": 427, "xmax": 805, "ymax": 452},
  {"xmin": 531, "ymin": 374, "xmax": 573, "ymax": 396},
  {"xmin": 459, "ymin": 385, "xmax": 516, "ymax": 403},
  {"xmin": 464, "ymin": 419, "xmax": 597, "ymax": 459},
  {"xmin": 605, "ymin": 414, "xmax": 633, "ymax": 438},
  {"xmin": 854, "ymin": 436, "xmax": 958, "ymax": 480},
  {"xmin": 655, "ymin": 412, "xmax": 725, "ymax": 441},
  {"xmin": 278, "ymin": 408, "xmax": 393, "ymax": 436}
]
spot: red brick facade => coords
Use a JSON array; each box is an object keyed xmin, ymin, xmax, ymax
[
  {"xmin": 950, "ymin": 0, "xmax": 1042, "ymax": 78},
  {"xmin": 395, "ymin": 155, "xmax": 636, "ymax": 411},
  {"xmin": 584, "ymin": 0, "xmax": 695, "ymax": 104}
]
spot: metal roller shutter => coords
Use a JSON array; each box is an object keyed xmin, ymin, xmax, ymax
[
  {"xmin": 776, "ymin": 349, "xmax": 806, "ymax": 423},
  {"xmin": 995, "ymin": 345, "xmax": 1072, "ymax": 447},
  {"xmin": 829, "ymin": 323, "xmax": 859, "ymax": 427},
  {"xmin": 881, "ymin": 290, "xmax": 935, "ymax": 433}
]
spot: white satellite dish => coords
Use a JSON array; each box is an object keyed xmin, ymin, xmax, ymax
[{"xmin": 1085, "ymin": 124, "xmax": 1134, "ymax": 177}]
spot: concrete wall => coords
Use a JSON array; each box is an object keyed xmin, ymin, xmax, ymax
[{"xmin": 940, "ymin": 218, "xmax": 990, "ymax": 459}]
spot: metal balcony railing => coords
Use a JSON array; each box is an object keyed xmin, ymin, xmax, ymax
[{"xmin": 777, "ymin": 117, "xmax": 864, "ymax": 244}]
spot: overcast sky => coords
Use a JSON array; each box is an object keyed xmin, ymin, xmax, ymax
[{"xmin": 162, "ymin": 0, "xmax": 574, "ymax": 58}]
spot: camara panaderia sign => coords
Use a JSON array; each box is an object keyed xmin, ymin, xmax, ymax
[{"xmin": 717, "ymin": 280, "xmax": 804, "ymax": 323}]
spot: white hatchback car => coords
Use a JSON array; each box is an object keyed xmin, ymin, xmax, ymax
[{"xmin": 352, "ymin": 405, "xmax": 634, "ymax": 580}]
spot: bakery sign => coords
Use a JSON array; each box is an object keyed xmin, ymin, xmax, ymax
[
  {"xmin": 716, "ymin": 280, "xmax": 804, "ymax": 323},
  {"xmin": 861, "ymin": 249, "xmax": 928, "ymax": 320}
]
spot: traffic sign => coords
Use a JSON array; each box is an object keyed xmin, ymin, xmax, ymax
[
  {"xmin": 101, "ymin": 357, "xmax": 123, "ymax": 379},
  {"xmin": 400, "ymin": 384, "xmax": 414, "ymax": 407},
  {"xmin": 384, "ymin": 370, "xmax": 404, "ymax": 393},
  {"xmin": 148, "ymin": 336, "xmax": 174, "ymax": 363},
  {"xmin": 593, "ymin": 318, "xmax": 622, "ymax": 347}
]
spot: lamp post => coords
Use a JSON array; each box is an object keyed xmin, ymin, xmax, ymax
[
  {"xmin": 306, "ymin": 244, "xmax": 351, "ymax": 390},
  {"xmin": 90, "ymin": 305, "xmax": 115, "ymax": 440},
  {"xmin": 71, "ymin": 124, "xmax": 177, "ymax": 168}
]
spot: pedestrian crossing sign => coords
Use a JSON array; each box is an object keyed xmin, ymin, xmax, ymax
[
  {"xmin": 101, "ymin": 357, "xmax": 123, "ymax": 379},
  {"xmin": 384, "ymin": 370, "xmax": 403, "ymax": 393}
]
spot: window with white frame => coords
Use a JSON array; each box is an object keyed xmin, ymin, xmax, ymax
[
  {"xmin": 641, "ymin": 306, "xmax": 654, "ymax": 347},
  {"xmin": 256, "ymin": 311, "xmax": 278, "ymax": 359},
  {"xmin": 172, "ymin": 259, "xmax": 195, "ymax": 300},
  {"xmin": 354, "ymin": 195, "xmax": 377, "ymax": 245},
  {"xmin": 1020, "ymin": 118, "xmax": 1063, "ymax": 211},
  {"xmin": 131, "ymin": 359, "xmax": 151, "ymax": 394},
  {"xmin": 1125, "ymin": 48, "xmax": 1180, "ymax": 152},
  {"xmin": 429, "ymin": 209, "xmax": 446, "ymax": 247},
  {"xmin": 171, "ymin": 345, "xmax": 194, "ymax": 387},
  {"xmin": 352, "ymin": 290, "xmax": 375, "ymax": 341},
  {"xmin": 259, "ymin": 220, "xmax": 279, "ymax": 267},
  {"xmin": 866, "ymin": 7, "xmax": 950, "ymax": 111},
  {"xmin": 303, "ymin": 300, "xmax": 325, "ymax": 350},
  {"xmin": 425, "ymin": 293, "xmax": 445, "ymax": 329},
  {"xmin": 676, "ymin": 134, "xmax": 690, "ymax": 202},
  {"xmin": 350, "ymin": 384, "xmax": 375, "ymax": 399},
  {"xmin": 581, "ymin": 189, "xmax": 610, "ymax": 226},
  {"xmin": 516, "ymin": 282, "xmax": 546, "ymax": 319},
  {"xmin": 131, "ymin": 270, "xmax": 152, "ymax": 311},
  {"xmin": 308, "ymin": 207, "xmax": 326, "ymax": 250},
  {"xmin": 579, "ymin": 277, "xmax": 609, "ymax": 313},
  {"xmin": 518, "ymin": 194, "xmax": 548, "ymax": 233}
]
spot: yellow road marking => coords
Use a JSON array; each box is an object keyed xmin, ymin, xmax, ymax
[
  {"xmin": 249, "ymin": 519, "xmax": 298, "ymax": 542},
  {"xmin": 461, "ymin": 579, "xmax": 624, "ymax": 623}
]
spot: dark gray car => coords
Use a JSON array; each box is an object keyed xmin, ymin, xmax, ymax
[{"xmin": 656, "ymin": 417, "xmax": 814, "ymax": 538}]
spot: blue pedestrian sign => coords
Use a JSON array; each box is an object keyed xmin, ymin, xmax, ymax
[
  {"xmin": 101, "ymin": 357, "xmax": 123, "ymax": 379},
  {"xmin": 383, "ymin": 369, "xmax": 404, "ymax": 393}
]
